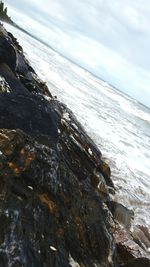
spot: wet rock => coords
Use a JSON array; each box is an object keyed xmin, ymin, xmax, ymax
[
  {"xmin": 0, "ymin": 76, "xmax": 11, "ymax": 92},
  {"xmin": 0, "ymin": 93, "xmax": 59, "ymax": 144},
  {"xmin": 0, "ymin": 34, "xmax": 17, "ymax": 71},
  {"xmin": 131, "ymin": 225, "xmax": 150, "ymax": 250},
  {"xmin": 0, "ymin": 24, "xmax": 117, "ymax": 267},
  {"xmin": 114, "ymin": 225, "xmax": 150, "ymax": 266},
  {"xmin": 0, "ymin": 128, "xmax": 115, "ymax": 267},
  {"xmin": 108, "ymin": 201, "xmax": 134, "ymax": 230},
  {"xmin": 121, "ymin": 258, "xmax": 150, "ymax": 267},
  {"xmin": 0, "ymin": 22, "xmax": 149, "ymax": 267}
]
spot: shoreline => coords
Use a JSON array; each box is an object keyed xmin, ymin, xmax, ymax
[{"xmin": 0, "ymin": 22, "xmax": 150, "ymax": 267}]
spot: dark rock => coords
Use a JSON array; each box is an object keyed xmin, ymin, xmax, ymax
[
  {"xmin": 0, "ymin": 35, "xmax": 17, "ymax": 71},
  {"xmin": 0, "ymin": 93, "xmax": 59, "ymax": 144},
  {"xmin": 0, "ymin": 23, "xmax": 149, "ymax": 267},
  {"xmin": 0, "ymin": 129, "xmax": 115, "ymax": 267},
  {"xmin": 121, "ymin": 258, "xmax": 150, "ymax": 267},
  {"xmin": 0, "ymin": 24, "xmax": 117, "ymax": 267}
]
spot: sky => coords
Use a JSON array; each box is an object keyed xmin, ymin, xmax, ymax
[{"xmin": 4, "ymin": 0, "xmax": 150, "ymax": 107}]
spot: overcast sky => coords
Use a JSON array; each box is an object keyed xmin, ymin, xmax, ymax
[{"xmin": 4, "ymin": 0, "xmax": 150, "ymax": 107}]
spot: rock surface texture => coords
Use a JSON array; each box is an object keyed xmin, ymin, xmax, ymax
[{"xmin": 0, "ymin": 23, "xmax": 149, "ymax": 267}]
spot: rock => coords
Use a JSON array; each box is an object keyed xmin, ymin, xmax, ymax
[
  {"xmin": 121, "ymin": 258, "xmax": 150, "ymax": 267},
  {"xmin": 0, "ymin": 24, "xmax": 116, "ymax": 267},
  {"xmin": 114, "ymin": 225, "xmax": 150, "ymax": 266},
  {"xmin": 0, "ymin": 128, "xmax": 115, "ymax": 267},
  {"xmin": 0, "ymin": 22, "xmax": 150, "ymax": 267},
  {"xmin": 108, "ymin": 201, "xmax": 134, "ymax": 230},
  {"xmin": 0, "ymin": 35, "xmax": 17, "ymax": 71},
  {"xmin": 131, "ymin": 225, "xmax": 150, "ymax": 250}
]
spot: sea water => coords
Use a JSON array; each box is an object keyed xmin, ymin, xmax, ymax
[{"xmin": 4, "ymin": 24, "xmax": 150, "ymax": 230}]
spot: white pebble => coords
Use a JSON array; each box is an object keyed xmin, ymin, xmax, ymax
[
  {"xmin": 28, "ymin": 186, "xmax": 33, "ymax": 190},
  {"xmin": 88, "ymin": 148, "xmax": 92, "ymax": 155},
  {"xmin": 50, "ymin": 246, "xmax": 57, "ymax": 251}
]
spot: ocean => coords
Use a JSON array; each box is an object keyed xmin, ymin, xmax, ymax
[{"xmin": 4, "ymin": 23, "xmax": 150, "ymax": 231}]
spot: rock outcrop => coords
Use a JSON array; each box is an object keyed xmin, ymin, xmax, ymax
[{"xmin": 0, "ymin": 23, "xmax": 149, "ymax": 267}]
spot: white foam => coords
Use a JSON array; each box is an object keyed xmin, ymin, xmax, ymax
[{"xmin": 4, "ymin": 24, "xmax": 150, "ymax": 228}]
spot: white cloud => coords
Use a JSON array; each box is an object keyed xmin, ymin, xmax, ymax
[{"xmin": 4, "ymin": 0, "xmax": 150, "ymax": 107}]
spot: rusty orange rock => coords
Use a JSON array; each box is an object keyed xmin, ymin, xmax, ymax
[{"xmin": 38, "ymin": 193, "xmax": 58, "ymax": 214}]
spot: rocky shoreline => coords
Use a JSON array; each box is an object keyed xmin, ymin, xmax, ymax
[{"xmin": 0, "ymin": 23, "xmax": 150, "ymax": 267}]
